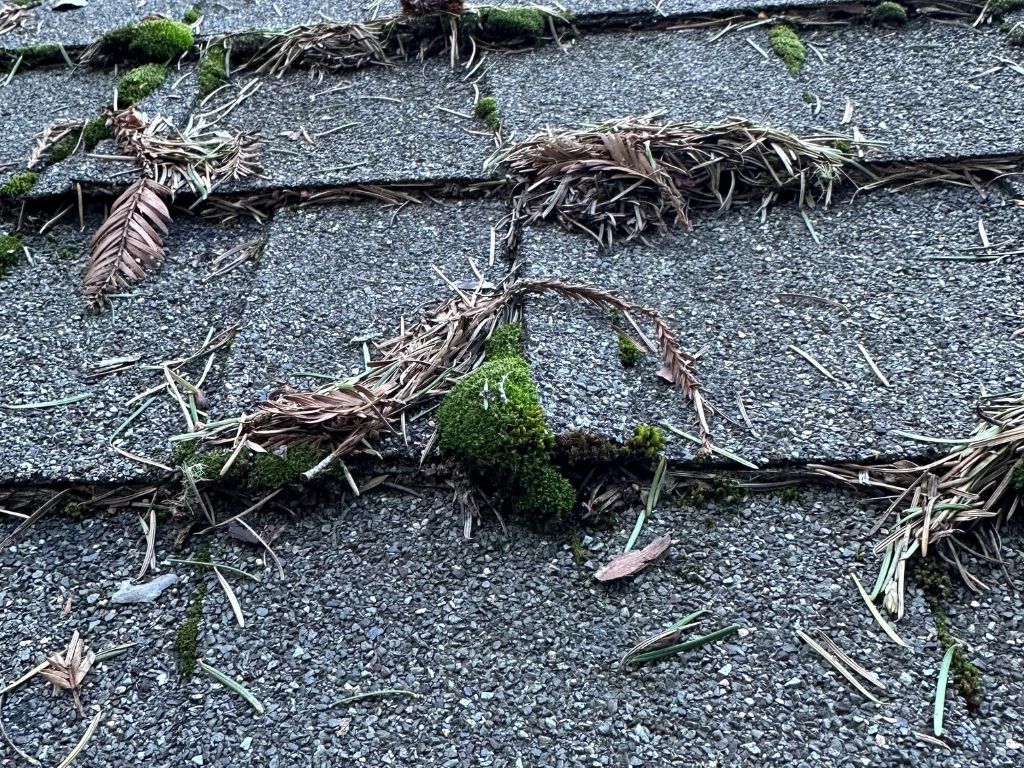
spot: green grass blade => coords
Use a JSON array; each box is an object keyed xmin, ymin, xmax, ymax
[
  {"xmin": 851, "ymin": 573, "xmax": 908, "ymax": 648},
  {"xmin": 625, "ymin": 623, "xmax": 740, "ymax": 665},
  {"xmin": 625, "ymin": 456, "xmax": 666, "ymax": 553},
  {"xmin": 1, "ymin": 393, "xmax": 91, "ymax": 410},
  {"xmin": 934, "ymin": 646, "xmax": 956, "ymax": 736},
  {"xmin": 199, "ymin": 660, "xmax": 265, "ymax": 715}
]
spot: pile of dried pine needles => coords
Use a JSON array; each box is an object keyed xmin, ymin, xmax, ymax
[
  {"xmin": 811, "ymin": 389, "xmax": 1023, "ymax": 618},
  {"xmin": 198, "ymin": 276, "xmax": 711, "ymax": 475},
  {"xmin": 490, "ymin": 116, "xmax": 873, "ymax": 247}
]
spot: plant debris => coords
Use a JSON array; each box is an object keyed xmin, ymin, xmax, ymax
[
  {"xmin": 623, "ymin": 611, "xmax": 740, "ymax": 667},
  {"xmin": 810, "ymin": 387, "xmax": 1024, "ymax": 617},
  {"xmin": 492, "ymin": 116, "xmax": 870, "ymax": 248},
  {"xmin": 39, "ymin": 631, "xmax": 96, "ymax": 717}
]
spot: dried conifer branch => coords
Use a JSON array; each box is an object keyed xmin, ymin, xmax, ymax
[
  {"xmin": 251, "ymin": 21, "xmax": 391, "ymax": 77},
  {"xmin": 491, "ymin": 116, "xmax": 875, "ymax": 247},
  {"xmin": 27, "ymin": 121, "xmax": 84, "ymax": 169},
  {"xmin": 202, "ymin": 277, "xmax": 711, "ymax": 462},
  {"xmin": 83, "ymin": 178, "xmax": 172, "ymax": 308},
  {"xmin": 111, "ymin": 108, "xmax": 261, "ymax": 198},
  {"xmin": 809, "ymin": 389, "xmax": 1024, "ymax": 617}
]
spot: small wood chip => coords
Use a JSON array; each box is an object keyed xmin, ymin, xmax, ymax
[{"xmin": 594, "ymin": 535, "xmax": 672, "ymax": 582}]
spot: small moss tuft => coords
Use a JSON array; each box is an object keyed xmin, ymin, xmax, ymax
[
  {"xmin": 47, "ymin": 132, "xmax": 80, "ymax": 164},
  {"xmin": 250, "ymin": 444, "xmax": 325, "ymax": 490},
  {"xmin": 182, "ymin": 5, "xmax": 202, "ymax": 24},
  {"xmin": 677, "ymin": 478, "xmax": 746, "ymax": 508},
  {"xmin": 485, "ymin": 322, "xmax": 522, "ymax": 361},
  {"xmin": 624, "ymin": 424, "xmax": 665, "ymax": 460},
  {"xmin": 0, "ymin": 171, "xmax": 39, "ymax": 197},
  {"xmin": 569, "ymin": 533, "xmax": 586, "ymax": 566},
  {"xmin": 438, "ymin": 356, "xmax": 574, "ymax": 520},
  {"xmin": 556, "ymin": 429, "xmax": 618, "ymax": 465},
  {"xmin": 870, "ymin": 1, "xmax": 908, "ymax": 25},
  {"xmin": 0, "ymin": 234, "xmax": 24, "ymax": 277},
  {"xmin": 1012, "ymin": 463, "xmax": 1024, "ymax": 491},
  {"xmin": 474, "ymin": 96, "xmax": 500, "ymax": 131},
  {"xmin": 118, "ymin": 63, "xmax": 168, "ymax": 106},
  {"xmin": 197, "ymin": 43, "xmax": 228, "ymax": 99},
  {"xmin": 778, "ymin": 486, "xmax": 803, "ymax": 503},
  {"xmin": 913, "ymin": 558, "xmax": 983, "ymax": 710},
  {"xmin": 83, "ymin": 117, "xmax": 112, "ymax": 149},
  {"xmin": 768, "ymin": 24, "xmax": 805, "ymax": 76},
  {"xmin": 174, "ymin": 551, "xmax": 209, "ymax": 678},
  {"xmin": 617, "ymin": 334, "xmax": 643, "ymax": 368},
  {"xmin": 1009, "ymin": 26, "xmax": 1024, "ymax": 46},
  {"xmin": 60, "ymin": 503, "xmax": 87, "ymax": 521},
  {"xmin": 11, "ymin": 43, "xmax": 60, "ymax": 60}
]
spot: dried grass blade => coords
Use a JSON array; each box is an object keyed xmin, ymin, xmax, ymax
[{"xmin": 851, "ymin": 573, "xmax": 908, "ymax": 647}]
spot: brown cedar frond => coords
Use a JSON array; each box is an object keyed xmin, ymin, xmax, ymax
[
  {"xmin": 809, "ymin": 388, "xmax": 1024, "ymax": 617},
  {"xmin": 203, "ymin": 277, "xmax": 712, "ymax": 465},
  {"xmin": 251, "ymin": 21, "xmax": 390, "ymax": 78},
  {"xmin": 111, "ymin": 108, "xmax": 261, "ymax": 198},
  {"xmin": 83, "ymin": 178, "xmax": 172, "ymax": 308},
  {"xmin": 490, "ymin": 116, "xmax": 876, "ymax": 248}
]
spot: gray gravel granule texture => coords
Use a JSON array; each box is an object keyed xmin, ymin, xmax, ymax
[
  {"xmin": 214, "ymin": 198, "xmax": 508, "ymax": 443},
  {"xmin": 518, "ymin": 184, "xmax": 1024, "ymax": 465},
  {"xmin": 203, "ymin": 60, "xmax": 494, "ymax": 190},
  {"xmin": 0, "ymin": 209, "xmax": 263, "ymax": 484},
  {"xmin": 488, "ymin": 21, "xmax": 1024, "ymax": 162},
  {"xmin": 0, "ymin": 488, "xmax": 1021, "ymax": 766}
]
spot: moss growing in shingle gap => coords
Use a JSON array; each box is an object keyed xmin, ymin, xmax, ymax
[
  {"xmin": 464, "ymin": 7, "xmax": 548, "ymax": 41},
  {"xmin": 0, "ymin": 171, "xmax": 38, "ymax": 197},
  {"xmin": 913, "ymin": 557, "xmax": 983, "ymax": 711},
  {"xmin": 0, "ymin": 234, "xmax": 23, "ymax": 277},
  {"xmin": 182, "ymin": 5, "xmax": 202, "ymax": 24},
  {"xmin": 768, "ymin": 24, "xmax": 805, "ymax": 76},
  {"xmin": 676, "ymin": 478, "xmax": 745, "ymax": 508},
  {"xmin": 437, "ymin": 356, "xmax": 575, "ymax": 521},
  {"xmin": 197, "ymin": 43, "xmax": 228, "ymax": 99},
  {"xmin": 485, "ymin": 322, "xmax": 522, "ymax": 360},
  {"xmin": 174, "ymin": 549, "xmax": 209, "ymax": 678},
  {"xmin": 250, "ymin": 444, "xmax": 326, "ymax": 490},
  {"xmin": 83, "ymin": 117, "xmax": 112, "ymax": 148},
  {"xmin": 118, "ymin": 63, "xmax": 168, "ymax": 106},
  {"xmin": 473, "ymin": 96, "xmax": 500, "ymax": 131},
  {"xmin": 870, "ymin": 1, "xmax": 908, "ymax": 25},
  {"xmin": 617, "ymin": 334, "xmax": 643, "ymax": 368},
  {"xmin": 623, "ymin": 424, "xmax": 665, "ymax": 461},
  {"xmin": 102, "ymin": 19, "xmax": 194, "ymax": 63},
  {"xmin": 1009, "ymin": 26, "xmax": 1024, "ymax": 46}
]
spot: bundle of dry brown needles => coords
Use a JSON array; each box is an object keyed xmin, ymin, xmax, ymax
[
  {"xmin": 490, "ymin": 116, "xmax": 873, "ymax": 247},
  {"xmin": 251, "ymin": 21, "xmax": 391, "ymax": 78},
  {"xmin": 199, "ymin": 277, "xmax": 711, "ymax": 474},
  {"xmin": 810, "ymin": 389, "xmax": 1023, "ymax": 618}
]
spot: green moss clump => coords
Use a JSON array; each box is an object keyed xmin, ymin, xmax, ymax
[
  {"xmin": 47, "ymin": 132, "xmax": 80, "ymax": 164},
  {"xmin": 778, "ymin": 486, "xmax": 803, "ymax": 503},
  {"xmin": 0, "ymin": 234, "xmax": 23, "ymax": 276},
  {"xmin": 624, "ymin": 424, "xmax": 665, "ymax": 460},
  {"xmin": 556, "ymin": 429, "xmax": 618, "ymax": 465},
  {"xmin": 12, "ymin": 43, "xmax": 60, "ymax": 60},
  {"xmin": 59, "ymin": 503, "xmax": 87, "ymax": 521},
  {"xmin": 437, "ymin": 356, "xmax": 575, "ymax": 520},
  {"xmin": 768, "ymin": 24, "xmax": 805, "ymax": 76},
  {"xmin": 59, "ymin": 246, "xmax": 77, "ymax": 260},
  {"xmin": 485, "ymin": 322, "xmax": 522, "ymax": 360},
  {"xmin": 991, "ymin": 0, "xmax": 1024, "ymax": 18},
  {"xmin": 477, "ymin": 7, "xmax": 547, "ymax": 39},
  {"xmin": 118, "ymin": 63, "xmax": 167, "ymax": 106},
  {"xmin": 250, "ymin": 444, "xmax": 325, "ymax": 490},
  {"xmin": 569, "ymin": 533, "xmax": 586, "ymax": 566},
  {"xmin": 174, "ymin": 551, "xmax": 209, "ymax": 678},
  {"xmin": 870, "ymin": 2, "xmax": 908, "ymax": 25},
  {"xmin": 1013, "ymin": 463, "xmax": 1024, "ymax": 490},
  {"xmin": 0, "ymin": 171, "xmax": 38, "ymax": 197},
  {"xmin": 83, "ymin": 117, "xmax": 112, "ymax": 149},
  {"xmin": 617, "ymin": 334, "xmax": 643, "ymax": 368},
  {"xmin": 130, "ymin": 19, "xmax": 194, "ymax": 60},
  {"xmin": 1009, "ymin": 26, "xmax": 1024, "ymax": 46},
  {"xmin": 677, "ymin": 478, "xmax": 746, "ymax": 508},
  {"xmin": 197, "ymin": 43, "xmax": 228, "ymax": 98},
  {"xmin": 182, "ymin": 5, "xmax": 202, "ymax": 24},
  {"xmin": 473, "ymin": 96, "xmax": 500, "ymax": 131},
  {"xmin": 913, "ymin": 558, "xmax": 982, "ymax": 710}
]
